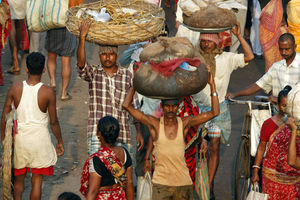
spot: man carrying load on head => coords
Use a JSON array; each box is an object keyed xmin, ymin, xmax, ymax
[
  {"xmin": 76, "ymin": 20, "xmax": 143, "ymax": 155},
  {"xmin": 193, "ymin": 22, "xmax": 254, "ymax": 199},
  {"xmin": 123, "ymin": 66, "xmax": 219, "ymax": 200}
]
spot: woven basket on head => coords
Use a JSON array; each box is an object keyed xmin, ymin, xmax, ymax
[
  {"xmin": 2, "ymin": 111, "xmax": 13, "ymax": 200},
  {"xmin": 66, "ymin": 0, "xmax": 165, "ymax": 45}
]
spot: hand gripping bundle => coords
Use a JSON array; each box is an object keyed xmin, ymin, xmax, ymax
[{"xmin": 133, "ymin": 37, "xmax": 208, "ymax": 99}]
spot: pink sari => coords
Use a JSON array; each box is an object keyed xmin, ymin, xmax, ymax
[
  {"xmin": 262, "ymin": 125, "xmax": 300, "ymax": 200},
  {"xmin": 259, "ymin": 0, "xmax": 288, "ymax": 72}
]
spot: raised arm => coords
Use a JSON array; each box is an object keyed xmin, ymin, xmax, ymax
[
  {"xmin": 287, "ymin": 118, "xmax": 300, "ymax": 170},
  {"xmin": 122, "ymin": 88, "xmax": 158, "ymax": 139},
  {"xmin": 77, "ymin": 20, "xmax": 91, "ymax": 69},
  {"xmin": 184, "ymin": 67, "xmax": 219, "ymax": 129},
  {"xmin": 48, "ymin": 88, "xmax": 64, "ymax": 156},
  {"xmin": 231, "ymin": 22, "xmax": 254, "ymax": 63}
]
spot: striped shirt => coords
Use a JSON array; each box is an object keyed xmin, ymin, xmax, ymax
[
  {"xmin": 78, "ymin": 63, "xmax": 138, "ymax": 154},
  {"xmin": 256, "ymin": 53, "xmax": 300, "ymax": 97}
]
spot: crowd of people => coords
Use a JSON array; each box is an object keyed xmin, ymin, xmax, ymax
[{"xmin": 0, "ymin": 0, "xmax": 300, "ymax": 200}]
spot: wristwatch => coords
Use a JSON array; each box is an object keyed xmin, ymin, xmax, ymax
[{"xmin": 211, "ymin": 92, "xmax": 218, "ymax": 96}]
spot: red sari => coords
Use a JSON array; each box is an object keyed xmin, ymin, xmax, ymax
[
  {"xmin": 261, "ymin": 119, "xmax": 300, "ymax": 200},
  {"xmin": 80, "ymin": 145, "xmax": 127, "ymax": 200},
  {"xmin": 0, "ymin": 0, "xmax": 11, "ymax": 85}
]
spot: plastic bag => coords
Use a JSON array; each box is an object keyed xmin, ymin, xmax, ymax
[
  {"xmin": 250, "ymin": 105, "xmax": 271, "ymax": 156},
  {"xmin": 137, "ymin": 172, "xmax": 152, "ymax": 200},
  {"xmin": 195, "ymin": 153, "xmax": 210, "ymax": 200},
  {"xmin": 246, "ymin": 184, "xmax": 268, "ymax": 200}
]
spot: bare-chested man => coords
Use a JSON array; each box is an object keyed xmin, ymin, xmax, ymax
[
  {"xmin": 122, "ymin": 68, "xmax": 219, "ymax": 200},
  {"xmin": 1, "ymin": 52, "xmax": 64, "ymax": 200}
]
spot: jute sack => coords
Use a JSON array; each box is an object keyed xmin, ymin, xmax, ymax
[
  {"xmin": 140, "ymin": 37, "xmax": 195, "ymax": 64},
  {"xmin": 133, "ymin": 62, "xmax": 207, "ymax": 99},
  {"xmin": 26, "ymin": 0, "xmax": 69, "ymax": 32},
  {"xmin": 134, "ymin": 36, "xmax": 208, "ymax": 98}
]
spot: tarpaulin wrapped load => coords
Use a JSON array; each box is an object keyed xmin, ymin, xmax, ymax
[
  {"xmin": 181, "ymin": 0, "xmax": 236, "ymax": 29},
  {"xmin": 133, "ymin": 37, "xmax": 208, "ymax": 99}
]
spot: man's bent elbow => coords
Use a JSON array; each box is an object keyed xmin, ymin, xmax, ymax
[{"xmin": 244, "ymin": 55, "xmax": 254, "ymax": 63}]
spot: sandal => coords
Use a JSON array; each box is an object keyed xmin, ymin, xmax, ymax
[
  {"xmin": 7, "ymin": 67, "xmax": 20, "ymax": 75},
  {"xmin": 61, "ymin": 93, "xmax": 72, "ymax": 101}
]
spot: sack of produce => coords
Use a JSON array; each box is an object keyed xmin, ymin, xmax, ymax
[
  {"xmin": 66, "ymin": 0, "xmax": 165, "ymax": 45},
  {"xmin": 133, "ymin": 37, "xmax": 208, "ymax": 99},
  {"xmin": 26, "ymin": 0, "xmax": 69, "ymax": 32},
  {"xmin": 181, "ymin": 0, "xmax": 236, "ymax": 30}
]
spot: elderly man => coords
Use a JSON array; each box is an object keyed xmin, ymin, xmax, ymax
[
  {"xmin": 227, "ymin": 33, "xmax": 300, "ymax": 104},
  {"xmin": 77, "ymin": 20, "xmax": 143, "ymax": 155},
  {"xmin": 193, "ymin": 22, "xmax": 254, "ymax": 199}
]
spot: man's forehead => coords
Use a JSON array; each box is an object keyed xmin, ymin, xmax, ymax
[{"xmin": 99, "ymin": 45, "xmax": 118, "ymax": 54}]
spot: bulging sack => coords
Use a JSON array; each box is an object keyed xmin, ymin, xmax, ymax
[
  {"xmin": 134, "ymin": 36, "xmax": 208, "ymax": 99},
  {"xmin": 26, "ymin": 0, "xmax": 68, "ymax": 32},
  {"xmin": 133, "ymin": 62, "xmax": 208, "ymax": 99},
  {"xmin": 140, "ymin": 37, "xmax": 195, "ymax": 64}
]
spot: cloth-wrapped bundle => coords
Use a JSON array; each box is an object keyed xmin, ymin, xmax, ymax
[
  {"xmin": 181, "ymin": 0, "xmax": 236, "ymax": 29},
  {"xmin": 133, "ymin": 37, "xmax": 208, "ymax": 99}
]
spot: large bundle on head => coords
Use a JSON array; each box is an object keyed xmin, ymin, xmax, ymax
[
  {"xmin": 287, "ymin": 84, "xmax": 300, "ymax": 122},
  {"xmin": 181, "ymin": 0, "xmax": 236, "ymax": 30},
  {"xmin": 66, "ymin": 0, "xmax": 165, "ymax": 45},
  {"xmin": 133, "ymin": 37, "xmax": 208, "ymax": 99}
]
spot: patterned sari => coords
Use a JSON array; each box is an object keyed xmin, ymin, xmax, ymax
[
  {"xmin": 262, "ymin": 125, "xmax": 300, "ymax": 199},
  {"xmin": 259, "ymin": 0, "xmax": 288, "ymax": 72},
  {"xmin": 80, "ymin": 145, "xmax": 127, "ymax": 200},
  {"xmin": 0, "ymin": 0, "xmax": 11, "ymax": 85},
  {"xmin": 177, "ymin": 96, "xmax": 201, "ymax": 188},
  {"xmin": 287, "ymin": 0, "xmax": 300, "ymax": 53}
]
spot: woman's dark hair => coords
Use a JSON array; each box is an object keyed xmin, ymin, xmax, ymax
[
  {"xmin": 278, "ymin": 85, "xmax": 292, "ymax": 105},
  {"xmin": 26, "ymin": 52, "xmax": 45, "ymax": 75},
  {"xmin": 58, "ymin": 192, "xmax": 81, "ymax": 200},
  {"xmin": 97, "ymin": 116, "xmax": 120, "ymax": 144}
]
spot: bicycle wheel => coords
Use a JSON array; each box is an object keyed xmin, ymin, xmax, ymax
[{"xmin": 233, "ymin": 138, "xmax": 251, "ymax": 200}]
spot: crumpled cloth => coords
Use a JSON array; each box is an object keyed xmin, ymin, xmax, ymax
[{"xmin": 149, "ymin": 58, "xmax": 201, "ymax": 77}]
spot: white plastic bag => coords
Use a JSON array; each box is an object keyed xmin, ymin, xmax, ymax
[
  {"xmin": 249, "ymin": 103, "xmax": 271, "ymax": 156},
  {"xmin": 137, "ymin": 172, "xmax": 152, "ymax": 200},
  {"xmin": 246, "ymin": 184, "xmax": 268, "ymax": 200}
]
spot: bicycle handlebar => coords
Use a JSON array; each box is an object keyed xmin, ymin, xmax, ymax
[{"xmin": 228, "ymin": 97, "xmax": 271, "ymax": 106}]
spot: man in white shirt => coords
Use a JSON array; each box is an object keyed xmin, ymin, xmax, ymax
[
  {"xmin": 227, "ymin": 33, "xmax": 300, "ymax": 103},
  {"xmin": 193, "ymin": 22, "xmax": 254, "ymax": 199}
]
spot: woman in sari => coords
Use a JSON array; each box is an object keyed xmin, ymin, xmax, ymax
[
  {"xmin": 259, "ymin": 0, "xmax": 288, "ymax": 72},
  {"xmin": 288, "ymin": 121, "xmax": 300, "ymax": 170},
  {"xmin": 0, "ymin": 0, "xmax": 11, "ymax": 85},
  {"xmin": 80, "ymin": 116, "xmax": 134, "ymax": 200},
  {"xmin": 252, "ymin": 85, "xmax": 300, "ymax": 199}
]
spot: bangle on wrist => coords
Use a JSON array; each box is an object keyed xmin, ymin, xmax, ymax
[
  {"xmin": 211, "ymin": 92, "xmax": 218, "ymax": 97},
  {"xmin": 252, "ymin": 165, "xmax": 260, "ymax": 169}
]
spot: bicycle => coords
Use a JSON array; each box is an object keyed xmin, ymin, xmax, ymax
[{"xmin": 229, "ymin": 96, "xmax": 272, "ymax": 200}]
